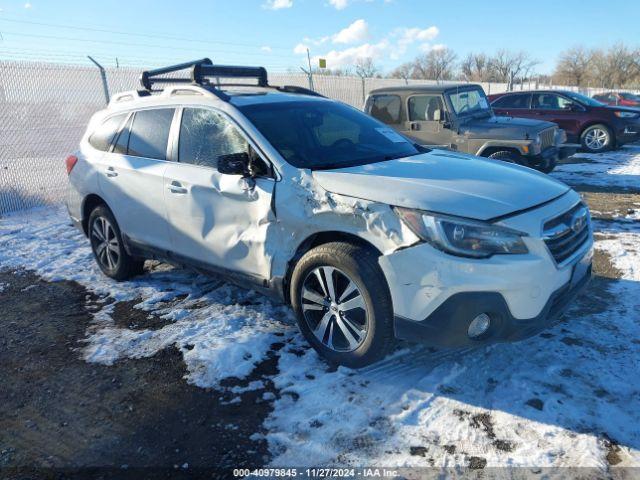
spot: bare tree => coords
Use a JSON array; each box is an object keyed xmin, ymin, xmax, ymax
[
  {"xmin": 354, "ymin": 57, "xmax": 379, "ymax": 78},
  {"xmin": 389, "ymin": 62, "xmax": 413, "ymax": 83},
  {"xmin": 490, "ymin": 50, "xmax": 539, "ymax": 90},
  {"xmin": 413, "ymin": 48, "xmax": 457, "ymax": 82},
  {"xmin": 607, "ymin": 43, "xmax": 638, "ymax": 87},
  {"xmin": 590, "ymin": 50, "xmax": 614, "ymax": 88},
  {"xmin": 554, "ymin": 46, "xmax": 593, "ymax": 86},
  {"xmin": 460, "ymin": 52, "xmax": 492, "ymax": 82}
]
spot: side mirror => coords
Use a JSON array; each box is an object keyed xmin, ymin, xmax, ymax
[
  {"xmin": 217, "ymin": 152, "xmax": 249, "ymax": 176},
  {"xmin": 441, "ymin": 112, "xmax": 452, "ymax": 129},
  {"xmin": 247, "ymin": 145, "xmax": 272, "ymax": 178}
]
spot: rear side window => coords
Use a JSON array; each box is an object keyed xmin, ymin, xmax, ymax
[
  {"xmin": 88, "ymin": 113, "xmax": 127, "ymax": 151},
  {"xmin": 532, "ymin": 94, "xmax": 575, "ymax": 110},
  {"xmin": 368, "ymin": 95, "xmax": 401, "ymax": 124},
  {"xmin": 492, "ymin": 94, "xmax": 531, "ymax": 109},
  {"xmin": 178, "ymin": 108, "xmax": 248, "ymax": 169},
  {"xmin": 127, "ymin": 108, "xmax": 175, "ymax": 160}
]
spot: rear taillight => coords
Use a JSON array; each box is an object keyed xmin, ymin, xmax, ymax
[{"xmin": 65, "ymin": 155, "xmax": 78, "ymax": 175}]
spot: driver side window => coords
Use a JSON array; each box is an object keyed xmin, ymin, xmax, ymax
[
  {"xmin": 408, "ymin": 95, "xmax": 444, "ymax": 122},
  {"xmin": 178, "ymin": 108, "xmax": 249, "ymax": 169}
]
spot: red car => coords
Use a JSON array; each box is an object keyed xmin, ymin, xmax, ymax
[
  {"xmin": 593, "ymin": 92, "xmax": 640, "ymax": 108},
  {"xmin": 488, "ymin": 90, "xmax": 640, "ymax": 153}
]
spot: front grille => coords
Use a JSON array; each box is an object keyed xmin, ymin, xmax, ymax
[
  {"xmin": 540, "ymin": 128, "xmax": 556, "ymax": 150},
  {"xmin": 543, "ymin": 203, "xmax": 590, "ymax": 264}
]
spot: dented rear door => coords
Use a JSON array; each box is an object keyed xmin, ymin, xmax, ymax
[{"xmin": 163, "ymin": 107, "xmax": 276, "ymax": 279}]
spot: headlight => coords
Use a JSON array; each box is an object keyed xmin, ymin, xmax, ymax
[
  {"xmin": 556, "ymin": 128, "xmax": 567, "ymax": 144},
  {"xmin": 614, "ymin": 111, "xmax": 639, "ymax": 118},
  {"xmin": 533, "ymin": 134, "xmax": 542, "ymax": 145},
  {"xmin": 395, "ymin": 207, "xmax": 528, "ymax": 258}
]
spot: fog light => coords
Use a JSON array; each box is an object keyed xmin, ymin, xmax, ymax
[{"xmin": 468, "ymin": 313, "xmax": 491, "ymax": 338}]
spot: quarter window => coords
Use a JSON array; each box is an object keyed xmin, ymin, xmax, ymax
[
  {"xmin": 408, "ymin": 95, "xmax": 445, "ymax": 121},
  {"xmin": 88, "ymin": 113, "xmax": 127, "ymax": 152},
  {"xmin": 127, "ymin": 108, "xmax": 175, "ymax": 160},
  {"xmin": 368, "ymin": 95, "xmax": 401, "ymax": 124},
  {"xmin": 178, "ymin": 108, "xmax": 249, "ymax": 169},
  {"xmin": 112, "ymin": 114, "xmax": 133, "ymax": 155}
]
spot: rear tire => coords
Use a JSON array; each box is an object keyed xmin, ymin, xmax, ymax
[
  {"xmin": 580, "ymin": 124, "xmax": 613, "ymax": 153},
  {"xmin": 290, "ymin": 242, "xmax": 394, "ymax": 368},
  {"xmin": 88, "ymin": 205, "xmax": 145, "ymax": 281}
]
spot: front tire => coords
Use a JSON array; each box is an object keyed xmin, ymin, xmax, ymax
[
  {"xmin": 488, "ymin": 150, "xmax": 523, "ymax": 165},
  {"xmin": 533, "ymin": 156, "xmax": 557, "ymax": 174},
  {"xmin": 581, "ymin": 124, "xmax": 613, "ymax": 153},
  {"xmin": 88, "ymin": 205, "xmax": 144, "ymax": 281},
  {"xmin": 290, "ymin": 242, "xmax": 394, "ymax": 368}
]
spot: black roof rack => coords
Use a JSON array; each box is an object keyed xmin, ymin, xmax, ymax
[
  {"xmin": 193, "ymin": 64, "xmax": 268, "ymax": 87},
  {"xmin": 140, "ymin": 58, "xmax": 325, "ymax": 100},
  {"xmin": 140, "ymin": 58, "xmax": 212, "ymax": 90}
]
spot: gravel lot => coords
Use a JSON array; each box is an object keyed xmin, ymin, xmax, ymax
[{"xmin": 1, "ymin": 145, "xmax": 639, "ymax": 475}]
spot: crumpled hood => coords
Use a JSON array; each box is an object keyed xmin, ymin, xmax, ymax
[
  {"xmin": 312, "ymin": 150, "xmax": 570, "ymax": 221},
  {"xmin": 460, "ymin": 115, "xmax": 556, "ymax": 140}
]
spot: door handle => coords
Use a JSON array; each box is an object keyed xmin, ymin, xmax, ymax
[
  {"xmin": 410, "ymin": 122, "xmax": 420, "ymax": 131},
  {"xmin": 105, "ymin": 167, "xmax": 118, "ymax": 178},
  {"xmin": 168, "ymin": 181, "xmax": 188, "ymax": 194}
]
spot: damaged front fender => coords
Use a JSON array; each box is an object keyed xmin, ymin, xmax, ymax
[{"xmin": 269, "ymin": 168, "xmax": 421, "ymax": 284}]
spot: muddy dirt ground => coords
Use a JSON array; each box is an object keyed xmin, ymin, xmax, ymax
[{"xmin": 0, "ymin": 270, "xmax": 281, "ymax": 478}]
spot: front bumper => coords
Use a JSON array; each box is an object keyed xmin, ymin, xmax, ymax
[
  {"xmin": 378, "ymin": 190, "xmax": 593, "ymax": 349},
  {"xmin": 616, "ymin": 122, "xmax": 640, "ymax": 144},
  {"xmin": 394, "ymin": 259, "xmax": 591, "ymax": 348},
  {"xmin": 528, "ymin": 144, "xmax": 577, "ymax": 163}
]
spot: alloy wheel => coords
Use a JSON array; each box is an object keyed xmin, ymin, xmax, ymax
[
  {"xmin": 584, "ymin": 128, "xmax": 609, "ymax": 151},
  {"xmin": 91, "ymin": 216, "xmax": 120, "ymax": 271},
  {"xmin": 300, "ymin": 266, "xmax": 369, "ymax": 352}
]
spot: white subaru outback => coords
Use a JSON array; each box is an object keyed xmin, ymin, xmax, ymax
[{"xmin": 66, "ymin": 60, "xmax": 593, "ymax": 368}]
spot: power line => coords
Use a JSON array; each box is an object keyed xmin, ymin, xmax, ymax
[
  {"xmin": 0, "ymin": 48, "xmax": 295, "ymax": 65},
  {"xmin": 0, "ymin": 16, "xmax": 292, "ymax": 51},
  {"xmin": 0, "ymin": 30, "xmax": 296, "ymax": 60},
  {"xmin": 0, "ymin": 51, "xmax": 296, "ymax": 70}
]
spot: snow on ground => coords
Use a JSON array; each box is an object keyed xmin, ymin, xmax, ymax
[
  {"xmin": 0, "ymin": 207, "xmax": 297, "ymax": 388},
  {"xmin": 1, "ymin": 146, "xmax": 639, "ymax": 469},
  {"xmin": 551, "ymin": 144, "xmax": 640, "ymax": 190}
]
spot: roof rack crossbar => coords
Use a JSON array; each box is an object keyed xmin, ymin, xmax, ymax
[
  {"xmin": 140, "ymin": 58, "xmax": 212, "ymax": 90},
  {"xmin": 194, "ymin": 65, "xmax": 268, "ymax": 87},
  {"xmin": 139, "ymin": 59, "xmax": 325, "ymax": 101}
]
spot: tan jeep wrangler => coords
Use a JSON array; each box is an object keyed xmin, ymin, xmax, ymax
[{"xmin": 365, "ymin": 83, "xmax": 577, "ymax": 173}]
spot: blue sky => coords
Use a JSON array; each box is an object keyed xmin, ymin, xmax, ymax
[{"xmin": 0, "ymin": 0, "xmax": 637, "ymax": 74}]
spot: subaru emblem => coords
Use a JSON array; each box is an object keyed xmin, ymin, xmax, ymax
[{"xmin": 571, "ymin": 210, "xmax": 586, "ymax": 233}]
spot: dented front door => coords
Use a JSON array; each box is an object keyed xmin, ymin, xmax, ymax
[{"xmin": 163, "ymin": 107, "xmax": 275, "ymax": 279}]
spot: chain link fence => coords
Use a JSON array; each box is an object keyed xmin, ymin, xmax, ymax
[{"xmin": 0, "ymin": 60, "xmax": 635, "ymax": 215}]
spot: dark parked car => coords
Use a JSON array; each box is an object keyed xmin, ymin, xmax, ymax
[
  {"xmin": 489, "ymin": 90, "xmax": 640, "ymax": 153},
  {"xmin": 593, "ymin": 92, "xmax": 640, "ymax": 108},
  {"xmin": 366, "ymin": 84, "xmax": 575, "ymax": 173}
]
